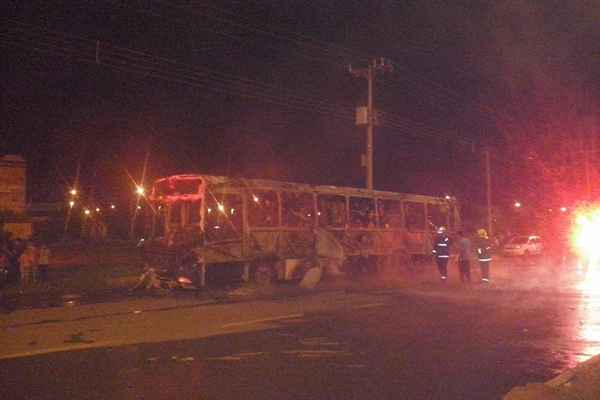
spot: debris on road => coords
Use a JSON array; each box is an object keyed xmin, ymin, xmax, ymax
[
  {"xmin": 228, "ymin": 287, "xmax": 257, "ymax": 297},
  {"xmin": 299, "ymin": 267, "xmax": 322, "ymax": 289}
]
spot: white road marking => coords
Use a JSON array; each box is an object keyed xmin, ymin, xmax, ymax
[
  {"xmin": 221, "ymin": 313, "xmax": 304, "ymax": 329},
  {"xmin": 233, "ymin": 352, "xmax": 266, "ymax": 357},
  {"xmin": 205, "ymin": 356, "xmax": 243, "ymax": 361},
  {"xmin": 353, "ymin": 303, "xmax": 386, "ymax": 309},
  {"xmin": 300, "ymin": 337, "xmax": 340, "ymax": 347},
  {"xmin": 283, "ymin": 350, "xmax": 352, "ymax": 357},
  {"xmin": 0, "ymin": 341, "xmax": 115, "ymax": 361},
  {"xmin": 346, "ymin": 364, "xmax": 366, "ymax": 368}
]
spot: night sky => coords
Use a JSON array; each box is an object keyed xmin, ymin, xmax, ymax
[{"xmin": 3, "ymin": 1, "xmax": 600, "ymax": 212}]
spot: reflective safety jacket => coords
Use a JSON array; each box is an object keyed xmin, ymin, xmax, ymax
[
  {"xmin": 475, "ymin": 237, "xmax": 492, "ymax": 262},
  {"xmin": 432, "ymin": 234, "xmax": 451, "ymax": 259}
]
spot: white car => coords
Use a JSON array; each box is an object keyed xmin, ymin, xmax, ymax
[{"xmin": 503, "ymin": 235, "xmax": 543, "ymax": 256}]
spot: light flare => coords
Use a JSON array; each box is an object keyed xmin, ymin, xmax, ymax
[
  {"xmin": 571, "ymin": 205, "xmax": 600, "ymax": 362},
  {"xmin": 571, "ymin": 206, "xmax": 600, "ymax": 266}
]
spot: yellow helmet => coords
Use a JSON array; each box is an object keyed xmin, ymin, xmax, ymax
[{"xmin": 477, "ymin": 229, "xmax": 488, "ymax": 238}]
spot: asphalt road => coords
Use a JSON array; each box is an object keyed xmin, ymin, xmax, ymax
[{"xmin": 1, "ymin": 257, "xmax": 600, "ymax": 400}]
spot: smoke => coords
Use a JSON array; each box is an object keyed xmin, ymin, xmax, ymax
[
  {"xmin": 479, "ymin": 1, "xmax": 600, "ymax": 134},
  {"xmin": 457, "ymin": 1, "xmax": 600, "ymax": 205}
]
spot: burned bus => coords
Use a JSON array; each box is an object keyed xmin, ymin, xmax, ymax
[{"xmin": 146, "ymin": 174, "xmax": 460, "ymax": 286}]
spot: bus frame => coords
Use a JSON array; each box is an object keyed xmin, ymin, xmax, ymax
[{"xmin": 147, "ymin": 174, "xmax": 460, "ymax": 286}]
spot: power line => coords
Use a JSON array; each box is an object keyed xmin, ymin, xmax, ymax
[
  {"xmin": 1, "ymin": 20, "xmax": 355, "ymax": 121},
  {"xmin": 137, "ymin": 0, "xmax": 525, "ymax": 148},
  {"xmin": 2, "ymin": 19, "xmax": 481, "ymax": 149}
]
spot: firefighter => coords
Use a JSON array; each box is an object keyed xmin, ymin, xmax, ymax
[
  {"xmin": 475, "ymin": 229, "xmax": 492, "ymax": 283},
  {"xmin": 432, "ymin": 226, "xmax": 451, "ymax": 281}
]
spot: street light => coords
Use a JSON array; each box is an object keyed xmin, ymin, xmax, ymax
[
  {"xmin": 69, "ymin": 188, "xmax": 78, "ymax": 196},
  {"xmin": 69, "ymin": 200, "xmax": 75, "ymax": 208},
  {"xmin": 560, "ymin": 206, "xmax": 568, "ymax": 213},
  {"xmin": 514, "ymin": 202, "xmax": 522, "ymax": 208},
  {"xmin": 84, "ymin": 209, "xmax": 91, "ymax": 216},
  {"xmin": 110, "ymin": 204, "xmax": 116, "ymax": 210},
  {"xmin": 136, "ymin": 186, "xmax": 145, "ymax": 196}
]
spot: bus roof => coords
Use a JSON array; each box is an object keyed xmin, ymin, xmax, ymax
[{"xmin": 155, "ymin": 174, "xmax": 453, "ymax": 204}]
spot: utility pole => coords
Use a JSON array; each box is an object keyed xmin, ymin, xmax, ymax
[
  {"xmin": 484, "ymin": 149, "xmax": 493, "ymax": 237},
  {"xmin": 350, "ymin": 58, "xmax": 393, "ymax": 190},
  {"xmin": 366, "ymin": 64, "xmax": 374, "ymax": 190}
]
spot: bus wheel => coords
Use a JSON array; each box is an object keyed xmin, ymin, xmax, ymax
[{"xmin": 253, "ymin": 262, "xmax": 273, "ymax": 286}]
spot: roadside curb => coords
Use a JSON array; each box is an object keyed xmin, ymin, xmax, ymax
[{"xmin": 503, "ymin": 353, "xmax": 600, "ymax": 400}]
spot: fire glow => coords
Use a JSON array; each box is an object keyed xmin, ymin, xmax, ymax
[
  {"xmin": 571, "ymin": 205, "xmax": 600, "ymax": 362},
  {"xmin": 571, "ymin": 206, "xmax": 600, "ymax": 266}
]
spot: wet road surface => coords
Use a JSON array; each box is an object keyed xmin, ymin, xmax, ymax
[{"xmin": 1, "ymin": 258, "xmax": 600, "ymax": 399}]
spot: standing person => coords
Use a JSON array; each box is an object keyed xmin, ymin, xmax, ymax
[
  {"xmin": 0, "ymin": 249, "xmax": 8, "ymax": 289},
  {"xmin": 38, "ymin": 243, "xmax": 51, "ymax": 282},
  {"xmin": 7, "ymin": 236, "xmax": 23, "ymax": 284},
  {"xmin": 432, "ymin": 226, "xmax": 451, "ymax": 281},
  {"xmin": 19, "ymin": 241, "xmax": 36, "ymax": 286},
  {"xmin": 457, "ymin": 230, "xmax": 472, "ymax": 283},
  {"xmin": 475, "ymin": 229, "xmax": 493, "ymax": 283}
]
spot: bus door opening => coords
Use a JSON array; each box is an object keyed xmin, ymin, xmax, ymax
[{"xmin": 165, "ymin": 200, "xmax": 203, "ymax": 245}]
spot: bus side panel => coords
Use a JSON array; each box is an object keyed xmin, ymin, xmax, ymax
[
  {"xmin": 345, "ymin": 230, "xmax": 376, "ymax": 256},
  {"xmin": 277, "ymin": 229, "xmax": 315, "ymax": 259},
  {"xmin": 246, "ymin": 229, "xmax": 281, "ymax": 258},
  {"xmin": 375, "ymin": 230, "xmax": 406, "ymax": 255},
  {"xmin": 404, "ymin": 230, "xmax": 432, "ymax": 255},
  {"xmin": 201, "ymin": 242, "xmax": 244, "ymax": 264}
]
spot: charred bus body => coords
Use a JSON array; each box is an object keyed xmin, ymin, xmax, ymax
[{"xmin": 145, "ymin": 174, "xmax": 460, "ymax": 286}]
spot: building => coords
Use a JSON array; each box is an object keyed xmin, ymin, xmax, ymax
[
  {"xmin": 0, "ymin": 155, "xmax": 27, "ymax": 213},
  {"xmin": 0, "ymin": 155, "xmax": 31, "ymax": 239}
]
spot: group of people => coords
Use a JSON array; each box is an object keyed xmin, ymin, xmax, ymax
[
  {"xmin": 432, "ymin": 227, "xmax": 492, "ymax": 283},
  {"xmin": 0, "ymin": 234, "xmax": 51, "ymax": 287}
]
